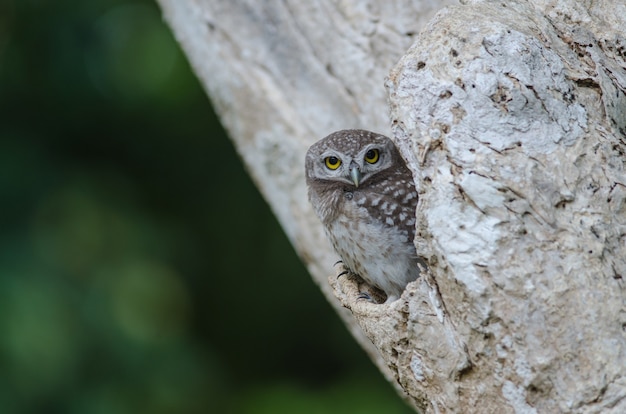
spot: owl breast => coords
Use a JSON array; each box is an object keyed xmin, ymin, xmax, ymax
[{"xmin": 325, "ymin": 190, "xmax": 420, "ymax": 302}]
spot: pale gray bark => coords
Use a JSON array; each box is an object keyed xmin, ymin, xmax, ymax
[{"xmin": 156, "ymin": 0, "xmax": 626, "ymax": 412}]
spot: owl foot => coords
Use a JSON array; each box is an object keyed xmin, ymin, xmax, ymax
[
  {"xmin": 333, "ymin": 260, "xmax": 350, "ymax": 278},
  {"xmin": 331, "ymin": 261, "xmax": 387, "ymax": 304},
  {"xmin": 357, "ymin": 292, "xmax": 379, "ymax": 304},
  {"xmin": 336, "ymin": 269, "xmax": 349, "ymax": 278},
  {"xmin": 331, "ymin": 275, "xmax": 397, "ymax": 317}
]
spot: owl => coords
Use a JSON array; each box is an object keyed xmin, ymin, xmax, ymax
[{"xmin": 305, "ymin": 129, "xmax": 422, "ymax": 303}]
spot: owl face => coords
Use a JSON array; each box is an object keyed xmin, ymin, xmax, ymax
[{"xmin": 305, "ymin": 130, "xmax": 399, "ymax": 190}]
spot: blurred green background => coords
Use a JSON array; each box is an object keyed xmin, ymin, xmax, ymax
[{"xmin": 0, "ymin": 1, "xmax": 414, "ymax": 413}]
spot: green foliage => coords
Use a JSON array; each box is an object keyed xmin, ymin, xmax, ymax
[{"xmin": 0, "ymin": 0, "xmax": 414, "ymax": 413}]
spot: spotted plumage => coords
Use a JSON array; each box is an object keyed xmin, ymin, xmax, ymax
[{"xmin": 305, "ymin": 129, "xmax": 422, "ymax": 303}]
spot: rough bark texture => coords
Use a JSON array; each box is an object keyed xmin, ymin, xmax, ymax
[{"xmin": 156, "ymin": 0, "xmax": 626, "ymax": 412}]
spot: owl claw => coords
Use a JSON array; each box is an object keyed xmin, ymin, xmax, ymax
[
  {"xmin": 357, "ymin": 292, "xmax": 372, "ymax": 301},
  {"xmin": 334, "ymin": 260, "xmax": 349, "ymax": 278}
]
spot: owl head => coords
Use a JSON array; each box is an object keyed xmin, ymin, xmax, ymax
[
  {"xmin": 305, "ymin": 129, "xmax": 410, "ymax": 223},
  {"xmin": 305, "ymin": 129, "xmax": 403, "ymax": 190}
]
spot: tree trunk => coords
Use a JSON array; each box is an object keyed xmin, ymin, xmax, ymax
[{"xmin": 156, "ymin": 0, "xmax": 626, "ymax": 412}]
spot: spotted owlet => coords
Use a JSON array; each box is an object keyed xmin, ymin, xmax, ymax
[{"xmin": 305, "ymin": 129, "xmax": 422, "ymax": 303}]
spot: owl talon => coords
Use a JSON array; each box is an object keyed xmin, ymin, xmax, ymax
[
  {"xmin": 334, "ymin": 260, "xmax": 350, "ymax": 278},
  {"xmin": 357, "ymin": 292, "xmax": 373, "ymax": 301}
]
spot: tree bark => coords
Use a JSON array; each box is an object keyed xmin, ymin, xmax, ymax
[{"xmin": 156, "ymin": 0, "xmax": 626, "ymax": 412}]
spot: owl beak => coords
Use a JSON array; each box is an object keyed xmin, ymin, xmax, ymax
[{"xmin": 349, "ymin": 162, "xmax": 361, "ymax": 187}]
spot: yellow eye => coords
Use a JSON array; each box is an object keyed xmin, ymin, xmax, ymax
[
  {"xmin": 324, "ymin": 156, "xmax": 342, "ymax": 170},
  {"xmin": 364, "ymin": 149, "xmax": 380, "ymax": 164}
]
